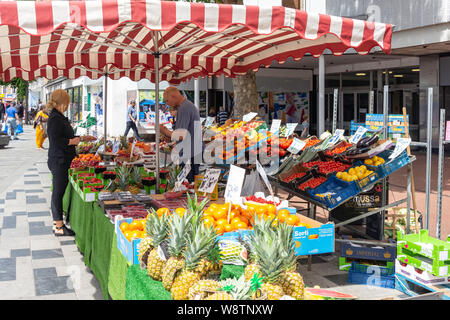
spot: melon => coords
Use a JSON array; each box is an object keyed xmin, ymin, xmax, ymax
[{"xmin": 305, "ymin": 288, "xmax": 357, "ymax": 300}]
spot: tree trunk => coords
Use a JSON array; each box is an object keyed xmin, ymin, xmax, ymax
[{"xmin": 231, "ymin": 70, "xmax": 258, "ymax": 119}]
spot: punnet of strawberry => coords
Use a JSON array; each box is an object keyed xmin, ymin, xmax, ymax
[
  {"xmin": 283, "ymin": 172, "xmax": 306, "ymax": 183},
  {"xmin": 245, "ymin": 195, "xmax": 280, "ymax": 206},
  {"xmin": 303, "ymin": 160, "xmax": 351, "ymax": 175},
  {"xmin": 298, "ymin": 177, "xmax": 327, "ymax": 191}
]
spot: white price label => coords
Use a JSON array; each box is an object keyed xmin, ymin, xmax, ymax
[
  {"xmin": 255, "ymin": 160, "xmax": 274, "ymax": 198},
  {"xmin": 284, "ymin": 123, "xmax": 297, "ymax": 137},
  {"xmin": 269, "ymin": 119, "xmax": 281, "ymax": 134},
  {"xmin": 349, "ymin": 126, "xmax": 368, "ymax": 144},
  {"xmin": 205, "ymin": 116, "xmax": 215, "ymax": 127},
  {"xmin": 243, "ymin": 112, "xmax": 257, "ymax": 123},
  {"xmin": 287, "ymin": 138, "xmax": 306, "ymax": 155},
  {"xmin": 85, "ymin": 192, "xmax": 96, "ymax": 202},
  {"xmin": 96, "ymin": 144, "xmax": 105, "ymax": 155},
  {"xmin": 130, "ymin": 141, "xmax": 137, "ymax": 160},
  {"xmin": 174, "ymin": 161, "xmax": 191, "ymax": 192},
  {"xmin": 329, "ymin": 129, "xmax": 345, "ymax": 146},
  {"xmin": 224, "ymin": 165, "xmax": 246, "ymax": 202},
  {"xmin": 112, "ymin": 140, "xmax": 120, "ymax": 154},
  {"xmin": 198, "ymin": 168, "xmax": 221, "ymax": 194},
  {"xmin": 388, "ymin": 138, "xmax": 411, "ymax": 161}
]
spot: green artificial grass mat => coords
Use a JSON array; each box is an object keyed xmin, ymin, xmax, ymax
[
  {"xmin": 125, "ymin": 265, "xmax": 172, "ymax": 300},
  {"xmin": 220, "ymin": 264, "xmax": 245, "ymax": 280}
]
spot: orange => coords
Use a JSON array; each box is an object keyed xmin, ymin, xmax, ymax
[
  {"xmin": 256, "ymin": 206, "xmax": 266, "ymax": 218},
  {"xmin": 128, "ymin": 220, "xmax": 142, "ymax": 231},
  {"xmin": 202, "ymin": 216, "xmax": 215, "ymax": 228},
  {"xmin": 239, "ymin": 216, "xmax": 249, "ymax": 225},
  {"xmin": 267, "ymin": 214, "xmax": 276, "ymax": 221},
  {"xmin": 123, "ymin": 230, "xmax": 133, "ymax": 241},
  {"xmin": 286, "ymin": 215, "xmax": 300, "ymax": 226},
  {"xmin": 120, "ymin": 222, "xmax": 130, "ymax": 233},
  {"xmin": 131, "ymin": 230, "xmax": 141, "ymax": 239},
  {"xmin": 139, "ymin": 220, "xmax": 146, "ymax": 230},
  {"xmin": 214, "ymin": 225, "xmax": 225, "ymax": 235},
  {"xmin": 156, "ymin": 207, "xmax": 170, "ymax": 217},
  {"xmin": 266, "ymin": 204, "xmax": 276, "ymax": 216},
  {"xmin": 235, "ymin": 221, "xmax": 248, "ymax": 230},
  {"xmin": 175, "ymin": 207, "xmax": 186, "ymax": 217},
  {"xmin": 229, "ymin": 209, "xmax": 240, "ymax": 220},
  {"xmin": 231, "ymin": 217, "xmax": 242, "ymax": 225},
  {"xmin": 278, "ymin": 209, "xmax": 290, "ymax": 223},
  {"xmin": 209, "ymin": 203, "xmax": 218, "ymax": 210},
  {"xmin": 224, "ymin": 223, "xmax": 234, "ymax": 233},
  {"xmin": 213, "ymin": 208, "xmax": 227, "ymax": 220},
  {"xmin": 204, "ymin": 207, "xmax": 216, "ymax": 217},
  {"xmin": 215, "ymin": 219, "xmax": 228, "ymax": 228}
]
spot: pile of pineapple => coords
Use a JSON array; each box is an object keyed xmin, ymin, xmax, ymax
[
  {"xmin": 106, "ymin": 165, "xmax": 143, "ymax": 194},
  {"xmin": 138, "ymin": 194, "xmax": 305, "ymax": 300}
]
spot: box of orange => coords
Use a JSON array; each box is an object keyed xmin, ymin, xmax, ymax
[
  {"xmin": 292, "ymin": 213, "xmax": 335, "ymax": 256},
  {"xmin": 115, "ymin": 217, "xmax": 143, "ymax": 265}
]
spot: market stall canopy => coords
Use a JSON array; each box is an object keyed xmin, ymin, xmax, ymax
[{"xmin": 0, "ymin": 0, "xmax": 392, "ymax": 83}]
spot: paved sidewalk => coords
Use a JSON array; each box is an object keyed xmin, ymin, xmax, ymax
[{"xmin": 0, "ymin": 126, "xmax": 103, "ymax": 300}]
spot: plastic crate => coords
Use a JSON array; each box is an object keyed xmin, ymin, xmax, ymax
[
  {"xmin": 367, "ymin": 149, "xmax": 411, "ymax": 179},
  {"xmin": 348, "ymin": 262, "xmax": 395, "ymax": 289},
  {"xmin": 352, "ymin": 160, "xmax": 380, "ymax": 190},
  {"xmin": 308, "ymin": 175, "xmax": 360, "ymax": 210}
]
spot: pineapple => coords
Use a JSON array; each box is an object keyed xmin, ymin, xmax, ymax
[
  {"xmin": 188, "ymin": 280, "xmax": 221, "ymax": 300},
  {"xmin": 130, "ymin": 167, "xmax": 143, "ymax": 188},
  {"xmin": 204, "ymin": 292, "xmax": 233, "ymax": 300},
  {"xmin": 116, "ymin": 166, "xmax": 131, "ymax": 192},
  {"xmin": 218, "ymin": 275, "xmax": 251, "ymax": 300},
  {"xmin": 161, "ymin": 212, "xmax": 192, "ymax": 291},
  {"xmin": 277, "ymin": 222, "xmax": 305, "ymax": 300},
  {"xmin": 119, "ymin": 135, "xmax": 129, "ymax": 151},
  {"xmin": 146, "ymin": 209, "xmax": 170, "ymax": 281},
  {"xmin": 186, "ymin": 193, "xmax": 209, "ymax": 230},
  {"xmin": 196, "ymin": 246, "xmax": 222, "ymax": 277},
  {"xmin": 170, "ymin": 224, "xmax": 218, "ymax": 300},
  {"xmin": 138, "ymin": 212, "xmax": 154, "ymax": 267},
  {"xmin": 168, "ymin": 164, "xmax": 181, "ymax": 190}
]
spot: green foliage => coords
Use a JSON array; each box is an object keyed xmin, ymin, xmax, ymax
[{"xmin": 0, "ymin": 78, "xmax": 32, "ymax": 102}]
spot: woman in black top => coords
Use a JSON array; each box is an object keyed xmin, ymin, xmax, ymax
[{"xmin": 47, "ymin": 89, "xmax": 95, "ymax": 236}]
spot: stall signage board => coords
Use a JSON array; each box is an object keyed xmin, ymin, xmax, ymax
[
  {"xmin": 198, "ymin": 168, "xmax": 221, "ymax": 194},
  {"xmin": 224, "ymin": 165, "xmax": 246, "ymax": 202},
  {"xmin": 284, "ymin": 123, "xmax": 298, "ymax": 137},
  {"xmin": 255, "ymin": 160, "xmax": 274, "ymax": 198},
  {"xmin": 174, "ymin": 161, "xmax": 191, "ymax": 192},
  {"xmin": 287, "ymin": 138, "xmax": 306, "ymax": 155},
  {"xmin": 205, "ymin": 116, "xmax": 215, "ymax": 127},
  {"xmin": 388, "ymin": 138, "xmax": 411, "ymax": 161},
  {"xmin": 366, "ymin": 114, "xmax": 409, "ymax": 134},
  {"xmin": 243, "ymin": 112, "xmax": 257, "ymax": 123},
  {"xmin": 349, "ymin": 126, "xmax": 368, "ymax": 144},
  {"xmin": 328, "ymin": 129, "xmax": 345, "ymax": 146},
  {"xmin": 269, "ymin": 119, "xmax": 281, "ymax": 134}
]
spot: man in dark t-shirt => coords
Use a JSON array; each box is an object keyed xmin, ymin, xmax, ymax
[{"xmin": 159, "ymin": 87, "xmax": 204, "ymax": 183}]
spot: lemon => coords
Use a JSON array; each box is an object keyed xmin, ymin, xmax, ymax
[
  {"xmin": 364, "ymin": 159, "xmax": 373, "ymax": 166},
  {"xmin": 348, "ymin": 168, "xmax": 356, "ymax": 176},
  {"xmin": 379, "ymin": 158, "xmax": 385, "ymax": 164},
  {"xmin": 336, "ymin": 172, "xmax": 343, "ymax": 179},
  {"xmin": 352, "ymin": 175, "xmax": 359, "ymax": 181},
  {"xmin": 360, "ymin": 165, "xmax": 367, "ymax": 172},
  {"xmin": 356, "ymin": 172, "xmax": 364, "ymax": 180}
]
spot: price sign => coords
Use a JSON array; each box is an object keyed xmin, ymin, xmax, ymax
[
  {"xmin": 269, "ymin": 119, "xmax": 281, "ymax": 134},
  {"xmin": 198, "ymin": 168, "xmax": 221, "ymax": 194},
  {"xmin": 174, "ymin": 161, "xmax": 191, "ymax": 192},
  {"xmin": 329, "ymin": 129, "xmax": 345, "ymax": 146},
  {"xmin": 255, "ymin": 160, "xmax": 274, "ymax": 198},
  {"xmin": 287, "ymin": 138, "xmax": 306, "ymax": 155},
  {"xmin": 388, "ymin": 137, "xmax": 411, "ymax": 161},
  {"xmin": 243, "ymin": 112, "xmax": 257, "ymax": 123},
  {"xmin": 283, "ymin": 123, "xmax": 297, "ymax": 137},
  {"xmin": 204, "ymin": 116, "xmax": 215, "ymax": 127},
  {"xmin": 112, "ymin": 140, "xmax": 120, "ymax": 154},
  {"xmin": 349, "ymin": 126, "xmax": 368, "ymax": 144},
  {"xmin": 224, "ymin": 165, "xmax": 246, "ymax": 202}
]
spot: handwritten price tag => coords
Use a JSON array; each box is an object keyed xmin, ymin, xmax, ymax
[
  {"xmin": 198, "ymin": 168, "xmax": 221, "ymax": 194},
  {"xmin": 243, "ymin": 112, "xmax": 257, "ymax": 123},
  {"xmin": 174, "ymin": 161, "xmax": 191, "ymax": 192},
  {"xmin": 329, "ymin": 129, "xmax": 345, "ymax": 146},
  {"xmin": 270, "ymin": 119, "xmax": 281, "ymax": 134},
  {"xmin": 204, "ymin": 116, "xmax": 215, "ymax": 127},
  {"xmin": 224, "ymin": 165, "xmax": 246, "ymax": 202},
  {"xmin": 256, "ymin": 160, "xmax": 274, "ymax": 198},
  {"xmin": 349, "ymin": 126, "xmax": 368, "ymax": 144},
  {"xmin": 112, "ymin": 140, "xmax": 119, "ymax": 154},
  {"xmin": 388, "ymin": 138, "xmax": 411, "ymax": 161},
  {"xmin": 287, "ymin": 138, "xmax": 306, "ymax": 155},
  {"xmin": 283, "ymin": 123, "xmax": 297, "ymax": 137}
]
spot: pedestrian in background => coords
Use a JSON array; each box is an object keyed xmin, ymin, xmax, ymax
[
  {"xmin": 34, "ymin": 105, "xmax": 48, "ymax": 149},
  {"xmin": 124, "ymin": 100, "xmax": 142, "ymax": 141},
  {"xmin": 217, "ymin": 106, "xmax": 229, "ymax": 126},
  {"xmin": 4, "ymin": 103, "xmax": 19, "ymax": 140},
  {"xmin": 17, "ymin": 101, "xmax": 24, "ymax": 128},
  {"xmin": 0, "ymin": 99, "xmax": 5, "ymax": 123}
]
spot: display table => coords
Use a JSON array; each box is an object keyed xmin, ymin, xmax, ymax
[{"xmin": 62, "ymin": 182, "xmax": 245, "ymax": 300}]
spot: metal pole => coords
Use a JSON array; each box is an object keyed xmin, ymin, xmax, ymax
[
  {"xmin": 103, "ymin": 73, "xmax": 108, "ymax": 144},
  {"xmin": 369, "ymin": 90, "xmax": 374, "ymax": 114},
  {"xmin": 381, "ymin": 85, "xmax": 389, "ymax": 240},
  {"xmin": 406, "ymin": 165, "xmax": 412, "ymax": 234},
  {"xmin": 425, "ymin": 87, "xmax": 433, "ymax": 230},
  {"xmin": 194, "ymin": 79, "xmax": 200, "ymax": 110},
  {"xmin": 332, "ymin": 88, "xmax": 338, "ymax": 133},
  {"xmin": 154, "ymin": 33, "xmax": 161, "ymax": 192},
  {"xmin": 318, "ymin": 55, "xmax": 325, "ymax": 135},
  {"xmin": 436, "ymin": 109, "xmax": 445, "ymax": 239}
]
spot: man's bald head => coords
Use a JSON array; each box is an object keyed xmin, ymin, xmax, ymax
[{"xmin": 164, "ymin": 87, "xmax": 184, "ymax": 108}]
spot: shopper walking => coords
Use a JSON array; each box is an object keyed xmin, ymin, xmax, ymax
[
  {"xmin": 124, "ymin": 100, "xmax": 142, "ymax": 141},
  {"xmin": 159, "ymin": 87, "xmax": 203, "ymax": 184},
  {"xmin": 47, "ymin": 89, "xmax": 96, "ymax": 236},
  {"xmin": 34, "ymin": 105, "xmax": 49, "ymax": 149},
  {"xmin": 4, "ymin": 103, "xmax": 19, "ymax": 140}
]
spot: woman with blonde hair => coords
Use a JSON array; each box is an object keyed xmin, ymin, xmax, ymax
[{"xmin": 47, "ymin": 89, "xmax": 96, "ymax": 236}]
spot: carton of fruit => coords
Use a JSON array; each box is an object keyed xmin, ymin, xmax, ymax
[
  {"xmin": 340, "ymin": 236, "xmax": 396, "ymax": 262},
  {"xmin": 115, "ymin": 217, "xmax": 143, "ymax": 265},
  {"xmin": 395, "ymin": 259, "xmax": 450, "ymax": 286},
  {"xmin": 292, "ymin": 213, "xmax": 334, "ymax": 256}
]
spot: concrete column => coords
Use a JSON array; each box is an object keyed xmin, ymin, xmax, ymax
[
  {"xmin": 419, "ymin": 55, "xmax": 440, "ymax": 145},
  {"xmin": 318, "ymin": 55, "xmax": 325, "ymax": 135}
]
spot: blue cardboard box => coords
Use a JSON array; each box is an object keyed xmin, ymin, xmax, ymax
[
  {"xmin": 292, "ymin": 214, "xmax": 335, "ymax": 256},
  {"xmin": 115, "ymin": 217, "xmax": 142, "ymax": 265}
]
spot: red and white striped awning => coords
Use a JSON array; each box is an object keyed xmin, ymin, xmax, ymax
[{"xmin": 0, "ymin": 0, "xmax": 392, "ymax": 83}]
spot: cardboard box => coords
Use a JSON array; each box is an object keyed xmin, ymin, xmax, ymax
[
  {"xmin": 395, "ymin": 259, "xmax": 450, "ymax": 286},
  {"xmin": 115, "ymin": 217, "xmax": 142, "ymax": 265},
  {"xmin": 293, "ymin": 214, "xmax": 334, "ymax": 256},
  {"xmin": 340, "ymin": 238, "xmax": 396, "ymax": 262}
]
